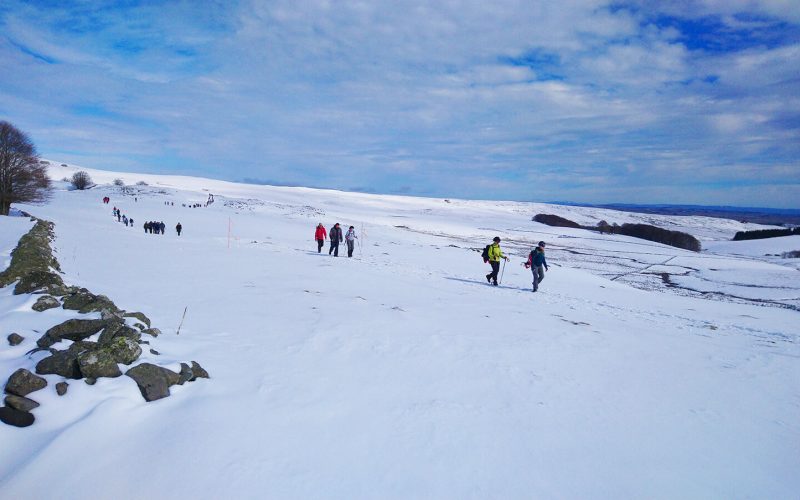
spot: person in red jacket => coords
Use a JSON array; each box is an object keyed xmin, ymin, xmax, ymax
[{"xmin": 314, "ymin": 223, "xmax": 327, "ymax": 253}]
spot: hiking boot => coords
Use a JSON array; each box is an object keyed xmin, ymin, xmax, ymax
[
  {"xmin": 486, "ymin": 274, "xmax": 492, "ymax": 283},
  {"xmin": 492, "ymin": 281, "xmax": 498, "ymax": 286}
]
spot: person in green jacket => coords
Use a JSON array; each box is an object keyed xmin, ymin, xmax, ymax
[{"xmin": 485, "ymin": 236, "xmax": 509, "ymax": 286}]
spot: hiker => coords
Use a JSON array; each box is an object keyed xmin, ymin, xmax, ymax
[
  {"xmin": 176, "ymin": 223, "xmax": 182, "ymax": 236},
  {"xmin": 129, "ymin": 218, "xmax": 134, "ymax": 227},
  {"xmin": 329, "ymin": 223, "xmax": 343, "ymax": 256},
  {"xmin": 314, "ymin": 223, "xmax": 327, "ymax": 253},
  {"xmin": 122, "ymin": 215, "xmax": 128, "ymax": 226},
  {"xmin": 485, "ymin": 236, "xmax": 509, "ymax": 286},
  {"xmin": 524, "ymin": 241, "xmax": 549, "ymax": 292},
  {"xmin": 345, "ymin": 226, "xmax": 358, "ymax": 257},
  {"xmin": 160, "ymin": 221, "xmax": 166, "ymax": 235}
]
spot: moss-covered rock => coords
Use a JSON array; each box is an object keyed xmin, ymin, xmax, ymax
[
  {"xmin": 106, "ymin": 337, "xmax": 142, "ymax": 365},
  {"xmin": 7, "ymin": 333, "xmax": 24, "ymax": 346},
  {"xmin": 77, "ymin": 349, "xmax": 122, "ymax": 379},
  {"xmin": 62, "ymin": 289, "xmax": 118, "ymax": 314},
  {"xmin": 32, "ymin": 295, "xmax": 60, "ymax": 312},
  {"xmin": 0, "ymin": 219, "xmax": 62, "ymax": 295}
]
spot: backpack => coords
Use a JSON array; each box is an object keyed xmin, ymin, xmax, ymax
[{"xmin": 481, "ymin": 244, "xmax": 491, "ymax": 263}]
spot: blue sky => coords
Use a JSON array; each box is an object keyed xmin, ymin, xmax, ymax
[{"xmin": 1, "ymin": 0, "xmax": 798, "ymax": 208}]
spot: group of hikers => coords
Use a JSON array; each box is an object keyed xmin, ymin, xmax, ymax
[
  {"xmin": 314, "ymin": 223, "xmax": 359, "ymax": 257},
  {"xmin": 311, "ymin": 223, "xmax": 550, "ymax": 291},
  {"xmin": 111, "ymin": 207, "xmax": 133, "ymax": 227},
  {"xmin": 483, "ymin": 237, "xmax": 549, "ymax": 291}
]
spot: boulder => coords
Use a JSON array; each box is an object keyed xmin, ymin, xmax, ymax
[
  {"xmin": 126, "ymin": 363, "xmax": 180, "ymax": 402},
  {"xmin": 77, "ymin": 349, "xmax": 122, "ymax": 379},
  {"xmin": 35, "ymin": 350, "xmax": 82, "ymax": 379},
  {"xmin": 32, "ymin": 295, "xmax": 60, "ymax": 312},
  {"xmin": 178, "ymin": 363, "xmax": 193, "ymax": 385},
  {"xmin": 0, "ymin": 406, "xmax": 35, "ymax": 427},
  {"xmin": 123, "ymin": 311, "xmax": 151, "ymax": 329},
  {"xmin": 14, "ymin": 270, "xmax": 63, "ymax": 295},
  {"xmin": 37, "ymin": 318, "xmax": 108, "ymax": 348},
  {"xmin": 106, "ymin": 337, "xmax": 142, "ymax": 365},
  {"xmin": 56, "ymin": 382, "xmax": 69, "ymax": 396},
  {"xmin": 142, "ymin": 328, "xmax": 161, "ymax": 338},
  {"xmin": 190, "ymin": 361, "xmax": 210, "ymax": 380},
  {"xmin": 149, "ymin": 349, "xmax": 160, "ymax": 356},
  {"xmin": 7, "ymin": 333, "xmax": 24, "ymax": 346},
  {"xmin": 44, "ymin": 284, "xmax": 79, "ymax": 297},
  {"xmin": 5, "ymin": 369, "xmax": 47, "ymax": 396},
  {"xmin": 4, "ymin": 394, "xmax": 40, "ymax": 412},
  {"xmin": 62, "ymin": 289, "xmax": 118, "ymax": 314},
  {"xmin": 101, "ymin": 309, "xmax": 125, "ymax": 322}
]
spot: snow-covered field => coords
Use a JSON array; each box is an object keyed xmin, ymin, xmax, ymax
[{"xmin": 1, "ymin": 162, "xmax": 798, "ymax": 498}]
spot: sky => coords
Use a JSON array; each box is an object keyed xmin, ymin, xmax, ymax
[{"xmin": 1, "ymin": 0, "xmax": 798, "ymax": 208}]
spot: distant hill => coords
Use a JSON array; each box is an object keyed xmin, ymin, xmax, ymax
[{"xmin": 552, "ymin": 203, "xmax": 800, "ymax": 227}]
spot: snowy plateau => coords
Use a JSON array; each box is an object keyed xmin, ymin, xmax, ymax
[{"xmin": 1, "ymin": 162, "xmax": 798, "ymax": 499}]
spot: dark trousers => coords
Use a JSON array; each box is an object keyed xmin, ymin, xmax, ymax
[
  {"xmin": 346, "ymin": 240, "xmax": 355, "ymax": 257},
  {"xmin": 329, "ymin": 240, "xmax": 340, "ymax": 256},
  {"xmin": 487, "ymin": 261, "xmax": 500, "ymax": 284},
  {"xmin": 317, "ymin": 239, "xmax": 324, "ymax": 253}
]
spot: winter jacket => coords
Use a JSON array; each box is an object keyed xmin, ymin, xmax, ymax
[
  {"xmin": 315, "ymin": 225, "xmax": 327, "ymax": 240},
  {"xmin": 487, "ymin": 243, "xmax": 506, "ymax": 262},
  {"xmin": 330, "ymin": 226, "xmax": 343, "ymax": 242},
  {"xmin": 526, "ymin": 249, "xmax": 548, "ymax": 269},
  {"xmin": 345, "ymin": 229, "xmax": 357, "ymax": 242}
]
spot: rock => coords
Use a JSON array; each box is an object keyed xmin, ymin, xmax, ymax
[
  {"xmin": 67, "ymin": 340, "xmax": 98, "ymax": 354},
  {"xmin": 190, "ymin": 361, "xmax": 210, "ymax": 380},
  {"xmin": 101, "ymin": 309, "xmax": 125, "ymax": 321},
  {"xmin": 126, "ymin": 363, "xmax": 180, "ymax": 402},
  {"xmin": 35, "ymin": 350, "xmax": 82, "ymax": 379},
  {"xmin": 37, "ymin": 318, "xmax": 108, "ymax": 348},
  {"xmin": 0, "ymin": 406, "xmax": 35, "ymax": 427},
  {"xmin": 97, "ymin": 321, "xmax": 135, "ymax": 346},
  {"xmin": 32, "ymin": 295, "xmax": 60, "ymax": 312},
  {"xmin": 77, "ymin": 349, "xmax": 122, "ymax": 379},
  {"xmin": 142, "ymin": 328, "xmax": 161, "ymax": 338},
  {"xmin": 4, "ymin": 394, "xmax": 40, "ymax": 412},
  {"xmin": 85, "ymin": 378, "xmax": 97, "ymax": 385},
  {"xmin": 149, "ymin": 349, "xmax": 160, "ymax": 355},
  {"xmin": 56, "ymin": 382, "xmax": 69, "ymax": 396},
  {"xmin": 106, "ymin": 337, "xmax": 142, "ymax": 365},
  {"xmin": 44, "ymin": 284, "xmax": 79, "ymax": 297},
  {"xmin": 14, "ymin": 270, "xmax": 64, "ymax": 295},
  {"xmin": 178, "ymin": 363, "xmax": 193, "ymax": 385},
  {"xmin": 7, "ymin": 333, "xmax": 24, "ymax": 346},
  {"xmin": 62, "ymin": 289, "xmax": 118, "ymax": 314},
  {"xmin": 5, "ymin": 369, "xmax": 47, "ymax": 396},
  {"xmin": 123, "ymin": 311, "xmax": 151, "ymax": 329}
]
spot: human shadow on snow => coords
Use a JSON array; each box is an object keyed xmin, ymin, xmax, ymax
[{"xmin": 444, "ymin": 276, "xmax": 533, "ymax": 292}]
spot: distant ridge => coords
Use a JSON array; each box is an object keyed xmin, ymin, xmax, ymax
[{"xmin": 550, "ymin": 203, "xmax": 800, "ymax": 226}]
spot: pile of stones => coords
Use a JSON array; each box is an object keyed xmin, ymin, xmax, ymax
[{"xmin": 1, "ymin": 217, "xmax": 209, "ymax": 428}]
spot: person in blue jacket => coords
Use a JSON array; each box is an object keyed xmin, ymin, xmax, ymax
[{"xmin": 524, "ymin": 241, "xmax": 549, "ymax": 292}]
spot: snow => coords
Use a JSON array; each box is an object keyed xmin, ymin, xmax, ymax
[{"xmin": 1, "ymin": 165, "xmax": 798, "ymax": 498}]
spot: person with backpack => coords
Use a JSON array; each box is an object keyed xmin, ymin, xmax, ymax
[
  {"xmin": 524, "ymin": 241, "xmax": 549, "ymax": 292},
  {"xmin": 329, "ymin": 223, "xmax": 343, "ymax": 256},
  {"xmin": 314, "ymin": 223, "xmax": 327, "ymax": 253},
  {"xmin": 345, "ymin": 226, "xmax": 358, "ymax": 257},
  {"xmin": 485, "ymin": 236, "xmax": 509, "ymax": 286},
  {"xmin": 176, "ymin": 223, "xmax": 182, "ymax": 236}
]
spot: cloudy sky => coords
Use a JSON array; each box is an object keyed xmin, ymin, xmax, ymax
[{"xmin": 1, "ymin": 1, "xmax": 798, "ymax": 207}]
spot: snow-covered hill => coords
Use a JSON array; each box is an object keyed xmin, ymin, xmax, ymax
[{"xmin": 1, "ymin": 162, "xmax": 798, "ymax": 498}]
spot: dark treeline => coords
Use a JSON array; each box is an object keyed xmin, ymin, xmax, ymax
[
  {"xmin": 732, "ymin": 227, "xmax": 800, "ymax": 241},
  {"xmin": 533, "ymin": 213, "xmax": 702, "ymax": 252}
]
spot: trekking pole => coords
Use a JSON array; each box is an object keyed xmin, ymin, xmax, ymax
[{"xmin": 499, "ymin": 259, "xmax": 507, "ymax": 284}]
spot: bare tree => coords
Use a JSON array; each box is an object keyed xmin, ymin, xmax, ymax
[
  {"xmin": 71, "ymin": 171, "xmax": 93, "ymax": 190},
  {"xmin": 0, "ymin": 121, "xmax": 52, "ymax": 215}
]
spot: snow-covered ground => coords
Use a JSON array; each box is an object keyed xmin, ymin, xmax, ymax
[{"xmin": 1, "ymin": 162, "xmax": 798, "ymax": 498}]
